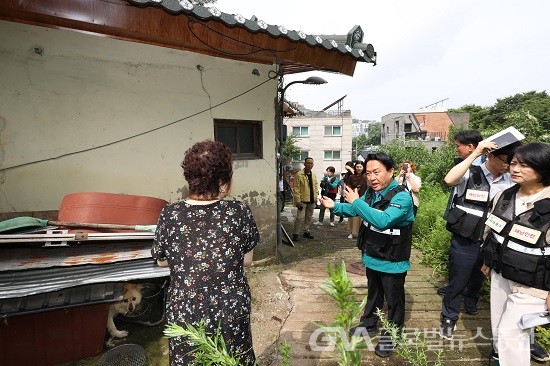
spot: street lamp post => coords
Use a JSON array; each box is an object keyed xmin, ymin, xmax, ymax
[{"xmin": 276, "ymin": 76, "xmax": 327, "ymax": 253}]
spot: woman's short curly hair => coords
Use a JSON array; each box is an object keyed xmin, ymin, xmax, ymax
[{"xmin": 181, "ymin": 140, "xmax": 233, "ymax": 197}]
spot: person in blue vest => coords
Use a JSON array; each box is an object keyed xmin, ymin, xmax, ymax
[
  {"xmin": 439, "ymin": 138, "xmax": 521, "ymax": 341},
  {"xmin": 320, "ymin": 152, "xmax": 414, "ymax": 358}
]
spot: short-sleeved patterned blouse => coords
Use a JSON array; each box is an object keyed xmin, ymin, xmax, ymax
[{"xmin": 152, "ymin": 199, "xmax": 260, "ymax": 366}]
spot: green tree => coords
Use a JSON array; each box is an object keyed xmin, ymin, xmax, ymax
[
  {"xmin": 352, "ymin": 134, "xmax": 369, "ymax": 157},
  {"xmin": 448, "ymin": 104, "xmax": 490, "ymax": 130},
  {"xmin": 490, "ymin": 91, "xmax": 550, "ymax": 130},
  {"xmin": 282, "ymin": 134, "xmax": 301, "ymax": 165},
  {"xmin": 504, "ymin": 109, "xmax": 549, "ymax": 143},
  {"xmin": 365, "ymin": 123, "xmax": 381, "ymax": 146}
]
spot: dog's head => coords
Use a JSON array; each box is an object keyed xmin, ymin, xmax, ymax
[{"xmin": 120, "ymin": 283, "xmax": 143, "ymax": 314}]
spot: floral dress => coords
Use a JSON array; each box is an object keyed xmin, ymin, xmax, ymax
[{"xmin": 152, "ymin": 200, "xmax": 260, "ymax": 365}]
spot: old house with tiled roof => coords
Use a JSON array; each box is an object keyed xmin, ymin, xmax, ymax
[{"xmin": 0, "ymin": 1, "xmax": 378, "ymax": 363}]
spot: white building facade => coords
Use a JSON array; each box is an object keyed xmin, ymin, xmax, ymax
[{"xmin": 285, "ymin": 110, "xmax": 353, "ymax": 178}]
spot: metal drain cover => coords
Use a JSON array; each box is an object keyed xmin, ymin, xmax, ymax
[{"xmin": 97, "ymin": 343, "xmax": 147, "ymax": 366}]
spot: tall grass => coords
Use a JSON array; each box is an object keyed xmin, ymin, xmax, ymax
[{"xmin": 412, "ymin": 184, "xmax": 451, "ymax": 277}]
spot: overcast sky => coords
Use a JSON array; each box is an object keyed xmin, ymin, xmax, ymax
[{"xmin": 217, "ymin": 0, "xmax": 549, "ymax": 121}]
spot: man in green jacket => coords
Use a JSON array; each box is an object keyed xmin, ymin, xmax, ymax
[
  {"xmin": 321, "ymin": 152, "xmax": 415, "ymax": 357},
  {"xmin": 292, "ymin": 157, "xmax": 319, "ymax": 241}
]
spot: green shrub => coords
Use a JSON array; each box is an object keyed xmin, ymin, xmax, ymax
[
  {"xmin": 412, "ymin": 184, "xmax": 451, "ymax": 276},
  {"xmin": 379, "ymin": 140, "xmax": 455, "ymax": 186}
]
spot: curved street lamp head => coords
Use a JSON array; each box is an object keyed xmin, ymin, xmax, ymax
[
  {"xmin": 282, "ymin": 75, "xmax": 328, "ymax": 93},
  {"xmin": 303, "ymin": 76, "xmax": 328, "ymax": 85}
]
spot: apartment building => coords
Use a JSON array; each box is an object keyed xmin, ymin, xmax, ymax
[{"xmin": 285, "ymin": 109, "xmax": 353, "ymax": 179}]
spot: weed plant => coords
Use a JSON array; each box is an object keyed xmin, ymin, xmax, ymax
[
  {"xmin": 164, "ymin": 321, "xmax": 253, "ymax": 365},
  {"xmin": 319, "ymin": 260, "xmax": 369, "ymax": 366},
  {"xmin": 280, "ymin": 341, "xmax": 292, "ymax": 366},
  {"xmin": 376, "ymin": 309, "xmax": 444, "ymax": 366}
]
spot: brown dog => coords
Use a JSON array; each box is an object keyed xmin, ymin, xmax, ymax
[{"xmin": 107, "ymin": 283, "xmax": 143, "ymax": 338}]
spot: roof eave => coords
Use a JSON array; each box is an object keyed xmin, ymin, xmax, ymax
[{"xmin": 0, "ymin": 0, "xmax": 374, "ymax": 76}]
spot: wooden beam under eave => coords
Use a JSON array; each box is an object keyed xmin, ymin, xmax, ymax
[{"xmin": 0, "ymin": 0, "xmax": 359, "ymax": 76}]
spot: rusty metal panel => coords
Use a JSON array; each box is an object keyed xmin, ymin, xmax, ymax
[{"xmin": 1, "ymin": 241, "xmax": 155, "ymax": 271}]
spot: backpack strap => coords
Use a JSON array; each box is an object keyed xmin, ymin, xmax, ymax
[
  {"xmin": 380, "ymin": 185, "xmax": 407, "ymax": 206},
  {"xmin": 499, "ymin": 184, "xmax": 520, "ymax": 211}
]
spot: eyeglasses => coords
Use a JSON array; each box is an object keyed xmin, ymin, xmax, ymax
[{"xmin": 495, "ymin": 155, "xmax": 508, "ymax": 165}]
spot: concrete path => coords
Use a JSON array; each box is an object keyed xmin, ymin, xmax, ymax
[{"xmin": 258, "ymin": 209, "xmax": 541, "ymax": 365}]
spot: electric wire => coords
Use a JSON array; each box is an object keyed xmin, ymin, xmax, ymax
[
  {"xmin": 187, "ymin": 19, "xmax": 296, "ymax": 57},
  {"xmin": 0, "ymin": 77, "xmax": 275, "ymax": 172}
]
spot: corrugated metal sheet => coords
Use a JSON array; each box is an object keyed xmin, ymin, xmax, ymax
[
  {"xmin": 0, "ymin": 259, "xmax": 169, "ymax": 299},
  {"xmin": 0, "ymin": 282, "xmax": 124, "ymax": 317}
]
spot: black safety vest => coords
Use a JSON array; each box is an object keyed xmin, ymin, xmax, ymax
[
  {"xmin": 357, "ymin": 186, "xmax": 413, "ymax": 262},
  {"xmin": 481, "ymin": 184, "xmax": 550, "ymax": 290},
  {"xmin": 445, "ymin": 165, "xmax": 492, "ymax": 241}
]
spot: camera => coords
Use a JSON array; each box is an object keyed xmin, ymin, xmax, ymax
[{"xmin": 402, "ymin": 163, "xmax": 409, "ymax": 171}]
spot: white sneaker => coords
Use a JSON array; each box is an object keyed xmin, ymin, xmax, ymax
[
  {"xmin": 329, "ymin": 222, "xmax": 335, "ymax": 227},
  {"xmin": 313, "ymin": 221, "xmax": 323, "ymax": 226},
  {"xmin": 347, "ymin": 234, "xmax": 353, "ymax": 239}
]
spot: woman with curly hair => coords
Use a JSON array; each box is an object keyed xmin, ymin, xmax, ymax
[{"xmin": 152, "ymin": 140, "xmax": 259, "ymax": 365}]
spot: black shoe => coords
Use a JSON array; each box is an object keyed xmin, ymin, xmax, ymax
[
  {"xmin": 463, "ymin": 295, "xmax": 479, "ymax": 315},
  {"xmin": 303, "ymin": 231, "xmax": 315, "ymax": 239},
  {"xmin": 292, "ymin": 234, "xmax": 299, "ymax": 241},
  {"xmin": 349, "ymin": 325, "xmax": 378, "ymax": 337},
  {"xmin": 437, "ymin": 286, "xmax": 447, "ymax": 296},
  {"xmin": 374, "ymin": 338, "xmax": 395, "ymax": 357},
  {"xmin": 531, "ymin": 340, "xmax": 550, "ymax": 362},
  {"xmin": 439, "ymin": 318, "xmax": 456, "ymax": 340}
]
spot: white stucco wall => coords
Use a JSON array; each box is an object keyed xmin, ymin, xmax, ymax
[{"xmin": 0, "ymin": 21, "xmax": 278, "ymax": 251}]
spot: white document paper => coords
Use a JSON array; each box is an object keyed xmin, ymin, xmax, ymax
[
  {"xmin": 518, "ymin": 311, "xmax": 550, "ymax": 330},
  {"xmin": 481, "ymin": 126, "xmax": 525, "ymax": 151}
]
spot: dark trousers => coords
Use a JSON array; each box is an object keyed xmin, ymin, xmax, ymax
[
  {"xmin": 318, "ymin": 192, "xmax": 337, "ymax": 222},
  {"xmin": 441, "ymin": 233, "xmax": 484, "ymax": 320},
  {"xmin": 337, "ymin": 195, "xmax": 346, "ymax": 222},
  {"xmin": 360, "ymin": 268, "xmax": 407, "ymax": 329}
]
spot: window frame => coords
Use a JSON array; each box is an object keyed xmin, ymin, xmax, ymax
[
  {"xmin": 324, "ymin": 125, "xmax": 342, "ymax": 136},
  {"xmin": 292, "ymin": 126, "xmax": 309, "ymax": 137},
  {"xmin": 214, "ymin": 119, "xmax": 262, "ymax": 160},
  {"xmin": 292, "ymin": 150, "xmax": 309, "ymax": 162},
  {"xmin": 324, "ymin": 150, "xmax": 341, "ymax": 160}
]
